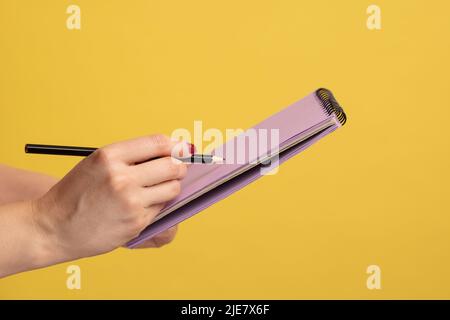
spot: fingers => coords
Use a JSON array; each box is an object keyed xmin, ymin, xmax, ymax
[
  {"xmin": 132, "ymin": 156, "xmax": 187, "ymax": 187},
  {"xmin": 104, "ymin": 134, "xmax": 187, "ymax": 164},
  {"xmin": 133, "ymin": 226, "xmax": 178, "ymax": 248},
  {"xmin": 140, "ymin": 179, "xmax": 182, "ymax": 207}
]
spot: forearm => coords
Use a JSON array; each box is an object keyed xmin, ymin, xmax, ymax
[
  {"xmin": 0, "ymin": 164, "xmax": 58, "ymax": 204},
  {"xmin": 0, "ymin": 200, "xmax": 62, "ymax": 278}
]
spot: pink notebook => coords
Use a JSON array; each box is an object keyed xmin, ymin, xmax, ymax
[{"xmin": 127, "ymin": 88, "xmax": 347, "ymax": 247}]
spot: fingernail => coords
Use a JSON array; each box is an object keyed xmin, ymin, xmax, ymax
[{"xmin": 188, "ymin": 143, "xmax": 196, "ymax": 154}]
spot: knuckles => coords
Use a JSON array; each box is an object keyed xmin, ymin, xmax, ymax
[
  {"xmin": 97, "ymin": 165, "xmax": 141, "ymax": 212},
  {"xmin": 91, "ymin": 147, "xmax": 115, "ymax": 167},
  {"xmin": 166, "ymin": 159, "xmax": 181, "ymax": 177},
  {"xmin": 86, "ymin": 136, "xmax": 184, "ymax": 241},
  {"xmin": 167, "ymin": 180, "xmax": 181, "ymax": 198},
  {"xmin": 162, "ymin": 157, "xmax": 186, "ymax": 179},
  {"xmin": 178, "ymin": 162, "xmax": 188, "ymax": 179},
  {"xmin": 107, "ymin": 173, "xmax": 132, "ymax": 194},
  {"xmin": 121, "ymin": 193, "xmax": 142, "ymax": 212}
]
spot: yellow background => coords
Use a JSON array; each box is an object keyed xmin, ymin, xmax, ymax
[{"xmin": 1, "ymin": 0, "xmax": 450, "ymax": 299}]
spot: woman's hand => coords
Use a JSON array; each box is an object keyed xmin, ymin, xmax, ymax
[{"xmin": 0, "ymin": 134, "xmax": 189, "ymax": 278}]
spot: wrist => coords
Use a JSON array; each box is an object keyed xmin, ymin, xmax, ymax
[
  {"xmin": 0, "ymin": 199, "xmax": 67, "ymax": 278},
  {"xmin": 27, "ymin": 198, "xmax": 69, "ymax": 269}
]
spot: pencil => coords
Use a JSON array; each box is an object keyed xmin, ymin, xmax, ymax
[{"xmin": 24, "ymin": 144, "xmax": 224, "ymax": 164}]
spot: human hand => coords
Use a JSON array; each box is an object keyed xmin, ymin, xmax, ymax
[{"xmin": 31, "ymin": 134, "xmax": 189, "ymax": 264}]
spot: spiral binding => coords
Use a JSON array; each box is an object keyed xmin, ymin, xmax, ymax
[{"xmin": 315, "ymin": 88, "xmax": 347, "ymax": 126}]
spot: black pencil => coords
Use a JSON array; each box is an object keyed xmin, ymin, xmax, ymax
[{"xmin": 24, "ymin": 144, "xmax": 224, "ymax": 164}]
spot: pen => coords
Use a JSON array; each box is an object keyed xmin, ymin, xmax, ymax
[{"xmin": 24, "ymin": 144, "xmax": 224, "ymax": 164}]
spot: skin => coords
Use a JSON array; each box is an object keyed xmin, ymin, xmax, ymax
[{"xmin": 0, "ymin": 134, "xmax": 189, "ymax": 278}]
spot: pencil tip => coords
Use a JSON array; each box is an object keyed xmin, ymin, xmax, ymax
[{"xmin": 212, "ymin": 156, "xmax": 225, "ymax": 164}]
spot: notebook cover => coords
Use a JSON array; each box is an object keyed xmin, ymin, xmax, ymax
[{"xmin": 127, "ymin": 88, "xmax": 346, "ymax": 247}]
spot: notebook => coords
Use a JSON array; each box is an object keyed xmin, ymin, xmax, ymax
[{"xmin": 126, "ymin": 88, "xmax": 347, "ymax": 247}]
